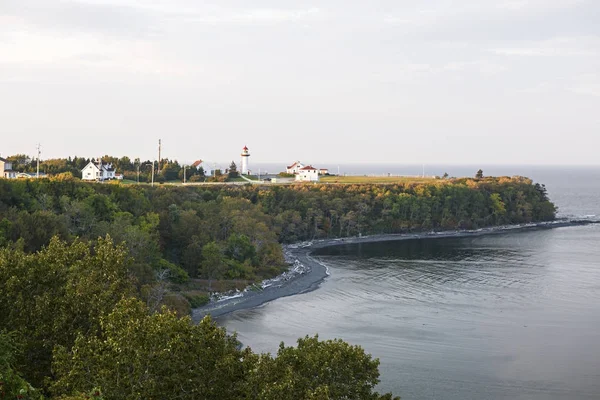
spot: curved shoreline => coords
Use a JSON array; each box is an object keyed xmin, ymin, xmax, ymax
[{"xmin": 191, "ymin": 219, "xmax": 598, "ymax": 322}]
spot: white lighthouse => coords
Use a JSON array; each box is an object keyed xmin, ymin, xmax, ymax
[{"xmin": 240, "ymin": 145, "xmax": 250, "ymax": 175}]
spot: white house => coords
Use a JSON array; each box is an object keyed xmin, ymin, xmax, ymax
[
  {"xmin": 81, "ymin": 161, "xmax": 116, "ymax": 181},
  {"xmin": 0, "ymin": 157, "xmax": 16, "ymax": 179},
  {"xmin": 319, "ymin": 168, "xmax": 329, "ymax": 175},
  {"xmin": 296, "ymin": 165, "xmax": 320, "ymax": 182},
  {"xmin": 286, "ymin": 161, "xmax": 304, "ymax": 174}
]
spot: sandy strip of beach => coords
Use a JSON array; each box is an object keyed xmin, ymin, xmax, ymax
[{"xmin": 192, "ymin": 219, "xmax": 597, "ymax": 322}]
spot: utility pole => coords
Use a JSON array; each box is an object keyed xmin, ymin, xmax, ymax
[
  {"xmin": 151, "ymin": 161, "xmax": 155, "ymax": 187},
  {"xmin": 158, "ymin": 139, "xmax": 162, "ymax": 173},
  {"xmin": 97, "ymin": 156, "xmax": 103, "ymax": 182},
  {"xmin": 183, "ymin": 165, "xmax": 187, "ymax": 184},
  {"xmin": 36, "ymin": 143, "xmax": 41, "ymax": 179},
  {"xmin": 136, "ymin": 162, "xmax": 140, "ymax": 184}
]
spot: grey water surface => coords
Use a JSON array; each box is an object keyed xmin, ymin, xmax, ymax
[{"xmin": 218, "ymin": 166, "xmax": 600, "ymax": 400}]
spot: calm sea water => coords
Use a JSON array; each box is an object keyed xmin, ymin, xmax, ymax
[{"xmin": 219, "ymin": 166, "xmax": 600, "ymax": 400}]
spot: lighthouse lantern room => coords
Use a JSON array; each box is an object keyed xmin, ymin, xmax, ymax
[{"xmin": 241, "ymin": 145, "xmax": 250, "ymax": 175}]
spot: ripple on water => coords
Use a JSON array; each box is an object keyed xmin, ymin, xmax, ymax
[{"xmin": 221, "ymin": 225, "xmax": 600, "ymax": 400}]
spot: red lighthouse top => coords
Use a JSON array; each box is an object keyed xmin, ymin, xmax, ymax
[{"xmin": 243, "ymin": 145, "xmax": 248, "ymax": 151}]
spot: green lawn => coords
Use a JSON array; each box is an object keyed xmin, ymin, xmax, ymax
[
  {"xmin": 319, "ymin": 175, "xmax": 439, "ymax": 184},
  {"xmin": 121, "ymin": 176, "xmax": 438, "ymax": 186}
]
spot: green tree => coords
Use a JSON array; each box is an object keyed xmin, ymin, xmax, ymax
[
  {"xmin": 0, "ymin": 236, "xmax": 133, "ymax": 387},
  {"xmin": 182, "ymin": 237, "xmax": 206, "ymax": 277},
  {"xmin": 117, "ymin": 156, "xmax": 133, "ymax": 172},
  {"xmin": 201, "ymin": 241, "xmax": 226, "ymax": 290},
  {"xmin": 475, "ymin": 169, "xmax": 484, "ymax": 179},
  {"xmin": 0, "ymin": 331, "xmax": 40, "ymax": 399},
  {"xmin": 245, "ymin": 335, "xmax": 400, "ymax": 400},
  {"xmin": 489, "ymin": 193, "xmax": 506, "ymax": 222},
  {"xmin": 51, "ymin": 298, "xmax": 252, "ymax": 400},
  {"xmin": 228, "ymin": 161, "xmax": 239, "ymax": 178},
  {"xmin": 225, "ymin": 233, "xmax": 256, "ymax": 263},
  {"xmin": 160, "ymin": 162, "xmax": 181, "ymax": 181},
  {"xmin": 11, "ymin": 210, "xmax": 69, "ymax": 252}
]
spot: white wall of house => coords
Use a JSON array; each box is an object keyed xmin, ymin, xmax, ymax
[
  {"xmin": 0, "ymin": 159, "xmax": 16, "ymax": 179},
  {"xmin": 199, "ymin": 163, "xmax": 212, "ymax": 176},
  {"xmin": 82, "ymin": 163, "xmax": 100, "ymax": 181},
  {"xmin": 296, "ymin": 168, "xmax": 319, "ymax": 182},
  {"xmin": 82, "ymin": 162, "xmax": 116, "ymax": 181},
  {"xmin": 286, "ymin": 161, "xmax": 304, "ymax": 174},
  {"xmin": 104, "ymin": 166, "xmax": 115, "ymax": 179}
]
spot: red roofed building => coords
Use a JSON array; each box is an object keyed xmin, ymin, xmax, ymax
[
  {"xmin": 190, "ymin": 160, "xmax": 212, "ymax": 176},
  {"xmin": 296, "ymin": 165, "xmax": 319, "ymax": 182},
  {"xmin": 286, "ymin": 161, "xmax": 304, "ymax": 174}
]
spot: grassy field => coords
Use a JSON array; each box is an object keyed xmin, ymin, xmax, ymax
[
  {"xmin": 118, "ymin": 176, "xmax": 440, "ymax": 185},
  {"xmin": 319, "ymin": 175, "xmax": 439, "ymax": 184}
]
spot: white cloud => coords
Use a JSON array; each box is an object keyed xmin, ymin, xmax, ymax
[
  {"xmin": 187, "ymin": 7, "xmax": 322, "ymax": 25},
  {"xmin": 384, "ymin": 9, "xmax": 441, "ymax": 28},
  {"xmin": 495, "ymin": 0, "xmax": 586, "ymax": 11},
  {"xmin": 570, "ymin": 74, "xmax": 600, "ymax": 97},
  {"xmin": 517, "ymin": 81, "xmax": 561, "ymax": 94},
  {"xmin": 1, "ymin": 0, "xmax": 599, "ymax": 164},
  {"xmin": 0, "ymin": 29, "xmax": 189, "ymax": 80},
  {"xmin": 442, "ymin": 61, "xmax": 507, "ymax": 76},
  {"xmin": 490, "ymin": 36, "xmax": 599, "ymax": 57}
]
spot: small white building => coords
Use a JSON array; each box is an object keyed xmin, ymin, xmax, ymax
[
  {"xmin": 286, "ymin": 161, "xmax": 304, "ymax": 174},
  {"xmin": 81, "ymin": 161, "xmax": 116, "ymax": 181},
  {"xmin": 16, "ymin": 172, "xmax": 47, "ymax": 179},
  {"xmin": 319, "ymin": 168, "xmax": 329, "ymax": 175},
  {"xmin": 0, "ymin": 157, "xmax": 16, "ymax": 179},
  {"xmin": 296, "ymin": 165, "xmax": 320, "ymax": 182},
  {"xmin": 191, "ymin": 160, "xmax": 212, "ymax": 176}
]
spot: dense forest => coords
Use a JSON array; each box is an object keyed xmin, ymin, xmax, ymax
[
  {"xmin": 0, "ymin": 177, "xmax": 556, "ymax": 303},
  {"xmin": 0, "ymin": 236, "xmax": 399, "ymax": 400},
  {"xmin": 0, "ymin": 176, "xmax": 554, "ymax": 399}
]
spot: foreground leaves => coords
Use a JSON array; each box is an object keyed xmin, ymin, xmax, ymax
[
  {"xmin": 52, "ymin": 298, "xmax": 251, "ymax": 400},
  {"xmin": 51, "ymin": 298, "xmax": 399, "ymax": 400},
  {"xmin": 0, "ymin": 236, "xmax": 133, "ymax": 388},
  {"xmin": 247, "ymin": 335, "xmax": 400, "ymax": 400}
]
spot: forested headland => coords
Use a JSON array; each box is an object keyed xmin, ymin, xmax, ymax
[
  {"xmin": 0, "ymin": 176, "xmax": 554, "ymax": 399},
  {"xmin": 0, "ymin": 177, "xmax": 555, "ymax": 310}
]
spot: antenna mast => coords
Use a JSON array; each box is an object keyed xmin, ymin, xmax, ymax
[
  {"xmin": 36, "ymin": 143, "xmax": 41, "ymax": 179},
  {"xmin": 158, "ymin": 139, "xmax": 162, "ymax": 173}
]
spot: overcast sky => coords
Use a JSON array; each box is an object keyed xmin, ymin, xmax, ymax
[{"xmin": 1, "ymin": 0, "xmax": 599, "ymax": 165}]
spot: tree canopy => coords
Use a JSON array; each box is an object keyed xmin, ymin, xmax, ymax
[{"xmin": 0, "ymin": 174, "xmax": 558, "ymax": 399}]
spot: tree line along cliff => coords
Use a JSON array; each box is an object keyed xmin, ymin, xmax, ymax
[
  {"xmin": 0, "ymin": 176, "xmax": 554, "ymax": 399},
  {"xmin": 0, "ymin": 176, "xmax": 555, "ymax": 288}
]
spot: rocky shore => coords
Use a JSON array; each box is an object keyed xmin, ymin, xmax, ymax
[{"xmin": 192, "ymin": 219, "xmax": 598, "ymax": 322}]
